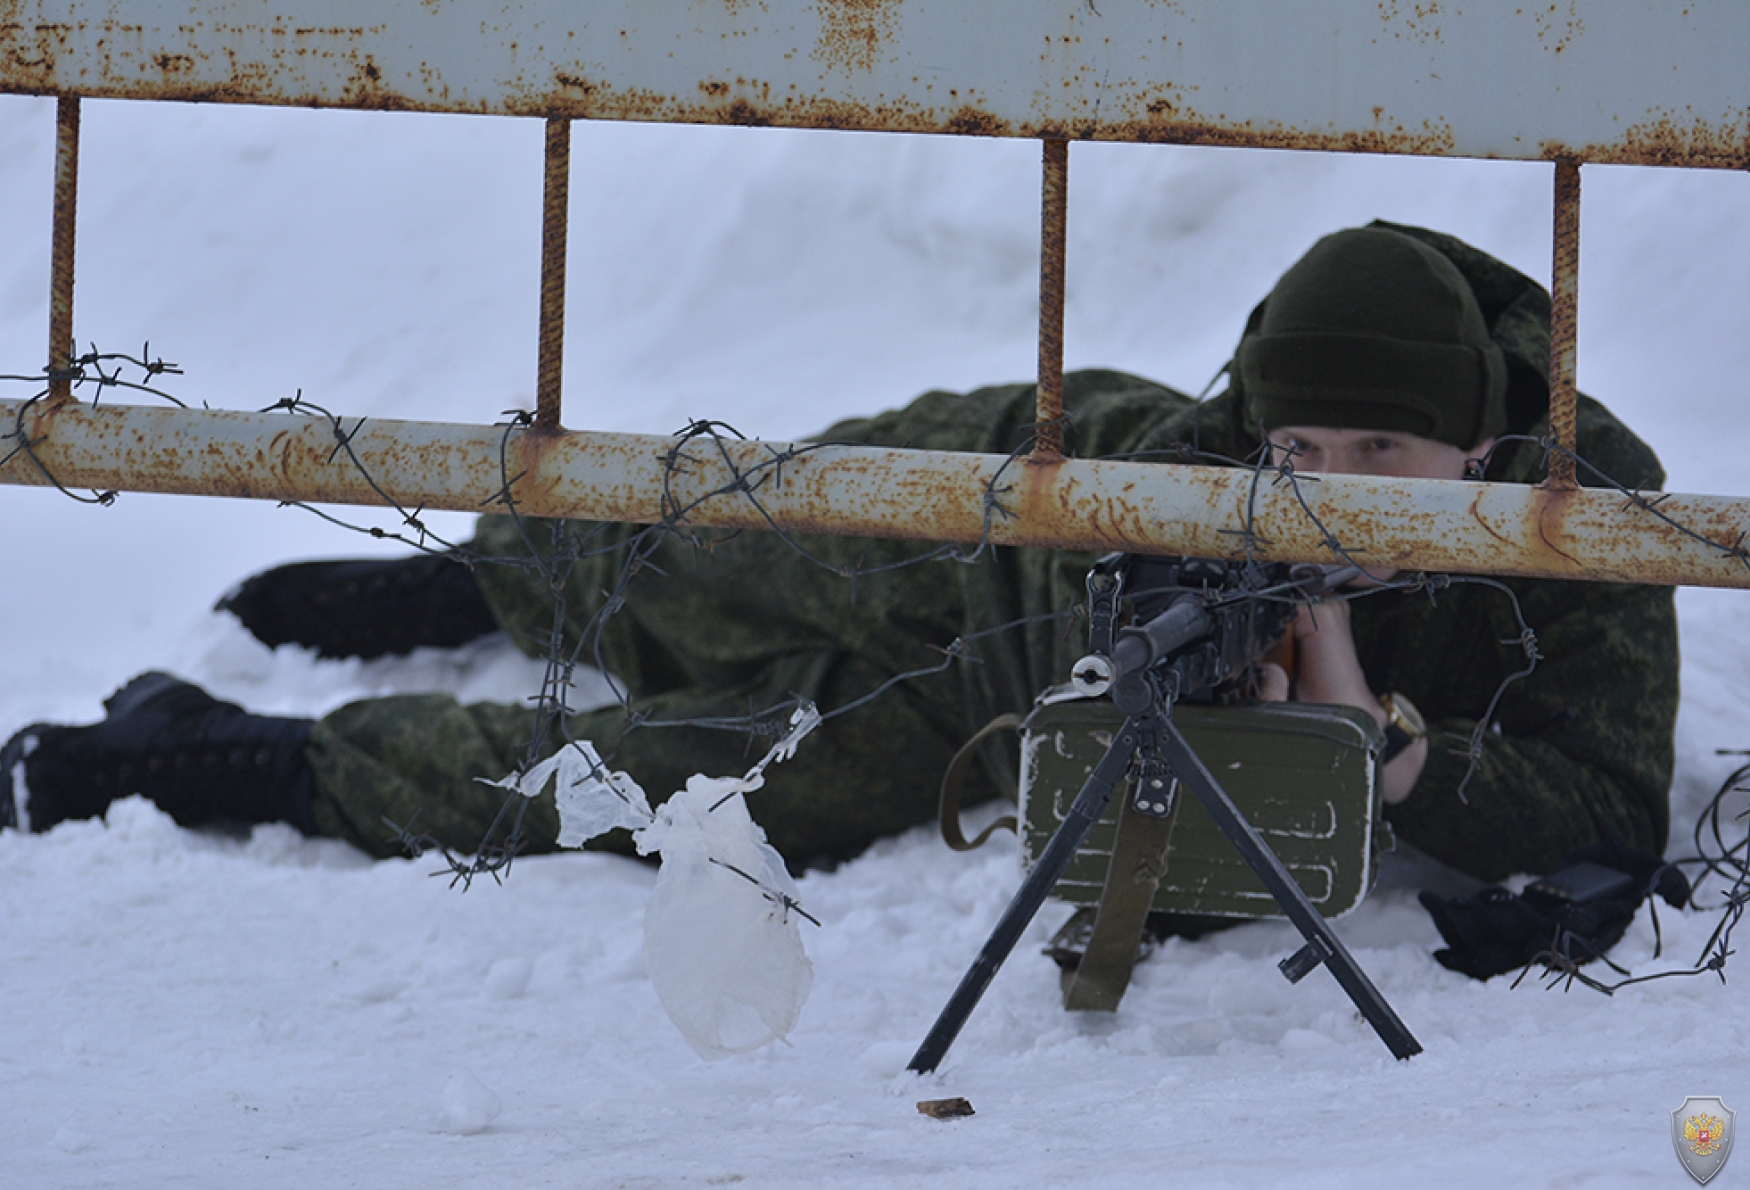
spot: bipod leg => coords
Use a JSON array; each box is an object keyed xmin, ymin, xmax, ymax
[
  {"xmin": 907, "ymin": 714, "xmax": 1150, "ymax": 1074},
  {"xmin": 1153, "ymin": 719, "xmax": 1423, "ymax": 1060}
]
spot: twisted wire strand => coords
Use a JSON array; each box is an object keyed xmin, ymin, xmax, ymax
[{"xmin": 9, "ymin": 350, "xmax": 1743, "ymax": 931}]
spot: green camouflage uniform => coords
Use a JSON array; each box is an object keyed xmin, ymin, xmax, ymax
[
  {"xmin": 304, "ymin": 368, "xmax": 1175, "ymax": 869},
  {"xmin": 306, "ymin": 224, "xmax": 1676, "ymax": 882}
]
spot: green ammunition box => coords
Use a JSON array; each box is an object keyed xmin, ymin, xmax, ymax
[{"xmin": 1018, "ymin": 687, "xmax": 1388, "ymax": 920}]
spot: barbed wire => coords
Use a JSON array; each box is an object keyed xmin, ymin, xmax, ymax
[
  {"xmin": 2, "ymin": 346, "xmax": 187, "ymax": 504},
  {"xmin": 9, "ymin": 352, "xmax": 1748, "ymax": 975},
  {"xmin": 0, "ymin": 367, "xmax": 1621, "ymax": 816},
  {"xmin": 1511, "ymin": 755, "xmax": 1749, "ymax": 995},
  {"xmin": 1485, "ymin": 433, "xmax": 1750, "ymax": 575},
  {"xmin": 575, "ymin": 415, "xmax": 1747, "ymax": 991},
  {"xmin": 1, "ymin": 342, "xmax": 186, "ymax": 407},
  {"xmin": 709, "ymin": 858, "xmax": 823, "ymax": 928},
  {"xmin": 1118, "ymin": 435, "xmax": 1544, "ymax": 800},
  {"xmin": 356, "ymin": 407, "xmax": 1045, "ymax": 884},
  {"xmin": 262, "ymin": 392, "xmax": 470, "ymax": 557}
]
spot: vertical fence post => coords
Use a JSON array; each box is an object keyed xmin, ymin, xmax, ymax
[
  {"xmin": 47, "ymin": 95, "xmax": 81, "ymax": 407},
  {"xmin": 1033, "ymin": 138, "xmax": 1069, "ymax": 461},
  {"xmin": 1545, "ymin": 159, "xmax": 1581, "ymax": 490},
  {"xmin": 536, "ymin": 116, "xmax": 571, "ymax": 432}
]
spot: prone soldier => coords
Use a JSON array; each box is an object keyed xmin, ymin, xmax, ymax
[{"xmin": 2, "ymin": 223, "xmax": 1677, "ymax": 902}]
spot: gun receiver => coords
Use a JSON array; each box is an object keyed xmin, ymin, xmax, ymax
[{"xmin": 1078, "ymin": 554, "xmax": 1360, "ymax": 712}]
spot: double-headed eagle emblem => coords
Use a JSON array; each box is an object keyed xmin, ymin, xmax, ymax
[{"xmin": 1684, "ymin": 1113, "xmax": 1725, "ymax": 1157}]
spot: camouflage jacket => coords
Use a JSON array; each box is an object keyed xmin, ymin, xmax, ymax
[
  {"xmin": 467, "ymin": 225, "xmax": 1674, "ymax": 882},
  {"xmin": 912, "ymin": 225, "xmax": 1676, "ymax": 882},
  {"xmin": 838, "ymin": 363, "xmax": 1676, "ymax": 884}
]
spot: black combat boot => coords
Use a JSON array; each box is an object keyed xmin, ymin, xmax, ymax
[
  {"xmin": 216, "ymin": 552, "xmax": 499, "ymax": 660},
  {"xmin": 0, "ymin": 673, "xmax": 318, "ymax": 836}
]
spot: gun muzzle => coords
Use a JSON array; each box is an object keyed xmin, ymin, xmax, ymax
[{"xmin": 1110, "ymin": 594, "xmax": 1212, "ymax": 714}]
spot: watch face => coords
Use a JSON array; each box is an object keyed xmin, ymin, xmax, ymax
[{"xmin": 1386, "ymin": 693, "xmax": 1426, "ymax": 737}]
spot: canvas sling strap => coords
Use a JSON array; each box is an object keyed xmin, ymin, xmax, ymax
[
  {"xmin": 936, "ymin": 713, "xmax": 1022, "ymax": 852},
  {"xmin": 1059, "ymin": 792, "xmax": 1181, "ymax": 1012}
]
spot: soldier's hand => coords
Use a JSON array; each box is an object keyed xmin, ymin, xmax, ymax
[
  {"xmin": 1290, "ymin": 600, "xmax": 1427, "ymax": 805},
  {"xmin": 1289, "ymin": 600, "xmax": 1374, "ymax": 710},
  {"xmin": 1256, "ymin": 662, "xmax": 1290, "ymax": 702}
]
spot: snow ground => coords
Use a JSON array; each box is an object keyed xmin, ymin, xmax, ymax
[{"xmin": 3, "ymin": 96, "xmax": 1750, "ymax": 1188}]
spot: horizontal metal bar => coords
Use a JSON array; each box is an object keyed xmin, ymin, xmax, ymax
[
  {"xmin": 5, "ymin": 399, "xmax": 1748, "ymax": 589},
  {"xmin": 2, "ymin": 1, "xmax": 1746, "ymax": 168}
]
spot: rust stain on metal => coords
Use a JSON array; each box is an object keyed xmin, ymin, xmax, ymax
[
  {"xmin": 1545, "ymin": 158, "xmax": 1580, "ymax": 490},
  {"xmin": 39, "ymin": 19, "xmax": 421, "ymax": 113},
  {"xmin": 1541, "ymin": 111, "xmax": 1750, "ymax": 170},
  {"xmin": 46, "ymin": 93, "xmax": 77, "ymax": 406},
  {"xmin": 1375, "ymin": 1, "xmax": 1449, "ymax": 46},
  {"xmin": 7, "ymin": 398, "xmax": 1750, "ymax": 588},
  {"xmin": 339, "ymin": 51, "xmax": 415, "ymax": 112},
  {"xmin": 725, "ymin": 96, "xmax": 773, "ymax": 126},
  {"xmin": 536, "ymin": 116, "xmax": 569, "ymax": 432},
  {"xmin": 814, "ymin": 0, "xmax": 901, "ymax": 75},
  {"xmin": 3, "ymin": 17, "xmax": 1741, "ymax": 167},
  {"xmin": 1033, "ymin": 138, "xmax": 1068, "ymax": 462},
  {"xmin": 0, "ymin": 22, "xmax": 63, "ymax": 90},
  {"xmin": 943, "ymin": 104, "xmax": 1010, "ymax": 138},
  {"xmin": 1530, "ymin": 1, "xmax": 1584, "ymax": 56},
  {"xmin": 1467, "ymin": 487, "xmax": 1513, "ymax": 549},
  {"xmin": 1017, "ymin": 450, "xmax": 1069, "ymax": 528},
  {"xmin": 1098, "ymin": 113, "xmax": 1460, "ymax": 158},
  {"xmin": 847, "ymin": 86, "xmax": 1467, "ymax": 159},
  {"xmin": 1532, "ymin": 483, "xmax": 1584, "ymax": 570},
  {"xmin": 1618, "ymin": 111, "xmax": 1750, "ymax": 169}
]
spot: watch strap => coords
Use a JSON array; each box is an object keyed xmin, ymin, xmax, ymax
[
  {"xmin": 1378, "ymin": 691, "xmax": 1426, "ymax": 765},
  {"xmin": 1381, "ymin": 722, "xmax": 1415, "ymax": 764}
]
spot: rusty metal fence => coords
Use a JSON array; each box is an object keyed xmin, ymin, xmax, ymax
[{"xmin": 3, "ymin": 0, "xmax": 1749, "ymax": 587}]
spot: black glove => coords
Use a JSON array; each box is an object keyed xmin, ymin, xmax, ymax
[{"xmin": 1418, "ymin": 845, "xmax": 1690, "ymax": 980}]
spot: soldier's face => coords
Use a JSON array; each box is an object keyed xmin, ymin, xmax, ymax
[
  {"xmin": 1266, "ymin": 425, "xmax": 1495, "ymax": 585},
  {"xmin": 1265, "ymin": 425, "xmax": 1490, "ymax": 481}
]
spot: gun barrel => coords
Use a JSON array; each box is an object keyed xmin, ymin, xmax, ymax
[
  {"xmin": 1113, "ymin": 595, "xmax": 1212, "ymax": 673},
  {"xmin": 1110, "ymin": 595, "xmax": 1212, "ymax": 714}
]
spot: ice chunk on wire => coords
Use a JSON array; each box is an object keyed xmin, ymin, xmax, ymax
[
  {"xmin": 481, "ymin": 740, "xmax": 654, "ymax": 846},
  {"xmin": 636, "ymin": 702, "xmax": 821, "ymax": 1058},
  {"xmin": 637, "ymin": 774, "xmax": 815, "ymax": 1059},
  {"xmin": 742, "ymin": 701, "xmax": 823, "ymax": 785},
  {"xmin": 490, "ymin": 702, "xmax": 822, "ymax": 1058}
]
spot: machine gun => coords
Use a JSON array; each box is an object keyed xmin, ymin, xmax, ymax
[
  {"xmin": 908, "ymin": 554, "xmax": 1422, "ymax": 1073},
  {"xmin": 1075, "ymin": 553, "xmax": 1320, "ymax": 711}
]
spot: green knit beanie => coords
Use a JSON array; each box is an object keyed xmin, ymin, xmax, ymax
[{"xmin": 1236, "ymin": 227, "xmax": 1508, "ymax": 448}]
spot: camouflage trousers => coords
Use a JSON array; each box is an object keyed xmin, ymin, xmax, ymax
[
  {"xmin": 297, "ymin": 372, "xmax": 1191, "ymax": 867},
  {"xmin": 304, "ymin": 511, "xmax": 998, "ymax": 869}
]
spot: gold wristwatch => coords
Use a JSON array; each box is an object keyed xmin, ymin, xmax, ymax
[{"xmin": 1378, "ymin": 692, "xmax": 1427, "ymax": 764}]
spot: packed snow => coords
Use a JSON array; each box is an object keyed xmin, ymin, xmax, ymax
[{"xmin": 3, "ymin": 96, "xmax": 1750, "ymax": 1188}]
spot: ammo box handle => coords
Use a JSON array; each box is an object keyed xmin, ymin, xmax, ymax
[{"xmin": 938, "ymin": 713, "xmax": 1024, "ymax": 851}]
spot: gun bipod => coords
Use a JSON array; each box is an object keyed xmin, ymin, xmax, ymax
[{"xmin": 906, "ymin": 701, "xmax": 1421, "ymax": 1073}]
